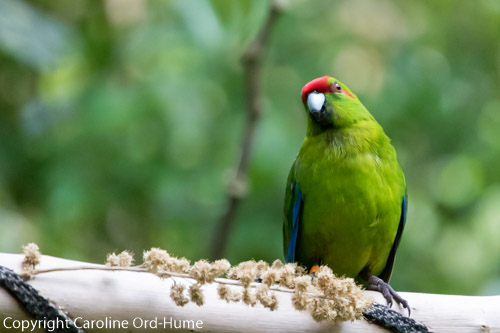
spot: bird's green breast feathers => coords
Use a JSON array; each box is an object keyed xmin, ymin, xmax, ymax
[{"xmin": 284, "ymin": 120, "xmax": 405, "ymax": 279}]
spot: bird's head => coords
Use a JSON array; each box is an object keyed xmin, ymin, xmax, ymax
[{"xmin": 301, "ymin": 76, "xmax": 373, "ymax": 135}]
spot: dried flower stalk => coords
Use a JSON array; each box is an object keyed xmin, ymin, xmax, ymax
[{"xmin": 22, "ymin": 243, "xmax": 373, "ymax": 324}]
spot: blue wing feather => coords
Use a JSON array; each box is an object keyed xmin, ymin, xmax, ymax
[
  {"xmin": 401, "ymin": 194, "xmax": 407, "ymax": 226},
  {"xmin": 379, "ymin": 192, "xmax": 407, "ymax": 282},
  {"xmin": 286, "ymin": 185, "xmax": 302, "ymax": 263}
]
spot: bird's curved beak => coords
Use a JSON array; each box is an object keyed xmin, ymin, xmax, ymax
[
  {"xmin": 307, "ymin": 92, "xmax": 331, "ymax": 127},
  {"xmin": 307, "ymin": 92, "xmax": 325, "ymax": 113}
]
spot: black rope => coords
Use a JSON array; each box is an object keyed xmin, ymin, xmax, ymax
[
  {"xmin": 0, "ymin": 266, "xmax": 84, "ymax": 333},
  {"xmin": 363, "ymin": 303, "xmax": 432, "ymax": 333}
]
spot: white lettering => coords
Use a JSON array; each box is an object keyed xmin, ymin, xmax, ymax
[
  {"xmin": 3, "ymin": 317, "xmax": 12, "ymax": 329},
  {"xmin": 74, "ymin": 317, "xmax": 83, "ymax": 329},
  {"xmin": 133, "ymin": 317, "xmax": 143, "ymax": 328},
  {"xmin": 2, "ymin": 316, "xmax": 202, "ymax": 331},
  {"xmin": 163, "ymin": 317, "xmax": 173, "ymax": 328}
]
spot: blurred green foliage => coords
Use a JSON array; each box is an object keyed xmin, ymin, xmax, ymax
[{"xmin": 0, "ymin": 0, "xmax": 499, "ymax": 296}]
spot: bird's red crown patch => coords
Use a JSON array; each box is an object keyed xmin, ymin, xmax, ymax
[
  {"xmin": 301, "ymin": 76, "xmax": 354, "ymax": 103},
  {"xmin": 301, "ymin": 76, "xmax": 331, "ymax": 104}
]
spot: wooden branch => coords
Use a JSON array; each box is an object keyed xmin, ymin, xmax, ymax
[
  {"xmin": 1, "ymin": 253, "xmax": 499, "ymax": 332},
  {"xmin": 210, "ymin": 0, "xmax": 282, "ymax": 260}
]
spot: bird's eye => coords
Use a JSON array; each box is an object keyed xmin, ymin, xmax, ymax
[{"xmin": 335, "ymin": 83, "xmax": 341, "ymax": 91}]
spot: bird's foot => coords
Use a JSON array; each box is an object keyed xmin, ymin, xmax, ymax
[{"xmin": 367, "ymin": 275, "xmax": 410, "ymax": 316}]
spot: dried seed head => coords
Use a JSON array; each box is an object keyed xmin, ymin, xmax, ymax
[
  {"xmin": 22, "ymin": 243, "xmax": 40, "ymax": 275},
  {"xmin": 166, "ymin": 257, "xmax": 191, "ymax": 273},
  {"xmin": 256, "ymin": 283, "xmax": 270, "ymax": 299},
  {"xmin": 294, "ymin": 275, "xmax": 312, "ymax": 293},
  {"xmin": 212, "ymin": 259, "xmax": 231, "ymax": 277},
  {"xmin": 217, "ymin": 284, "xmax": 230, "ymax": 301},
  {"xmin": 228, "ymin": 260, "xmax": 258, "ymax": 288},
  {"xmin": 116, "ymin": 248, "xmax": 371, "ymax": 323},
  {"xmin": 256, "ymin": 284, "xmax": 278, "ymax": 311},
  {"xmin": 304, "ymin": 265, "xmax": 373, "ymax": 322},
  {"xmin": 189, "ymin": 259, "xmax": 230, "ymax": 284},
  {"xmin": 189, "ymin": 284, "xmax": 204, "ymax": 306},
  {"xmin": 279, "ymin": 263, "xmax": 299, "ymax": 288},
  {"xmin": 309, "ymin": 298, "xmax": 338, "ymax": 322},
  {"xmin": 261, "ymin": 268, "xmax": 280, "ymax": 287},
  {"xmin": 106, "ymin": 253, "xmax": 120, "ymax": 267},
  {"xmin": 118, "ymin": 251, "xmax": 134, "ymax": 267},
  {"xmin": 143, "ymin": 248, "xmax": 170, "ymax": 273},
  {"xmin": 256, "ymin": 260, "xmax": 269, "ymax": 275},
  {"xmin": 316, "ymin": 265, "xmax": 335, "ymax": 292},
  {"xmin": 271, "ymin": 259, "xmax": 283, "ymax": 270},
  {"xmin": 242, "ymin": 288, "xmax": 257, "ymax": 307},
  {"xmin": 267, "ymin": 294, "xmax": 278, "ymax": 311},
  {"xmin": 189, "ymin": 260, "xmax": 213, "ymax": 284},
  {"xmin": 170, "ymin": 283, "xmax": 189, "ymax": 307},
  {"xmin": 292, "ymin": 290, "xmax": 309, "ymax": 311},
  {"xmin": 217, "ymin": 284, "xmax": 241, "ymax": 303}
]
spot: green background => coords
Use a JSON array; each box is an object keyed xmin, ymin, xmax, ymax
[{"xmin": 1, "ymin": 0, "xmax": 499, "ymax": 296}]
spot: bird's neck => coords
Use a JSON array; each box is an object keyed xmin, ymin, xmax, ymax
[{"xmin": 306, "ymin": 121, "xmax": 387, "ymax": 155}]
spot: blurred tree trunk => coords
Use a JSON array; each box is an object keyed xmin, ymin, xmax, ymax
[{"xmin": 210, "ymin": 0, "xmax": 283, "ymax": 260}]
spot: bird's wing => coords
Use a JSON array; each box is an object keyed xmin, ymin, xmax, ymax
[
  {"xmin": 379, "ymin": 191, "xmax": 407, "ymax": 283},
  {"xmin": 283, "ymin": 163, "xmax": 303, "ymax": 263}
]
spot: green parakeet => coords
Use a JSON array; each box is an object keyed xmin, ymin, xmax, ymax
[{"xmin": 283, "ymin": 76, "xmax": 408, "ymax": 311}]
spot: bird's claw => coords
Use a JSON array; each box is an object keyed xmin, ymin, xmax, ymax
[{"xmin": 367, "ymin": 275, "xmax": 411, "ymax": 316}]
